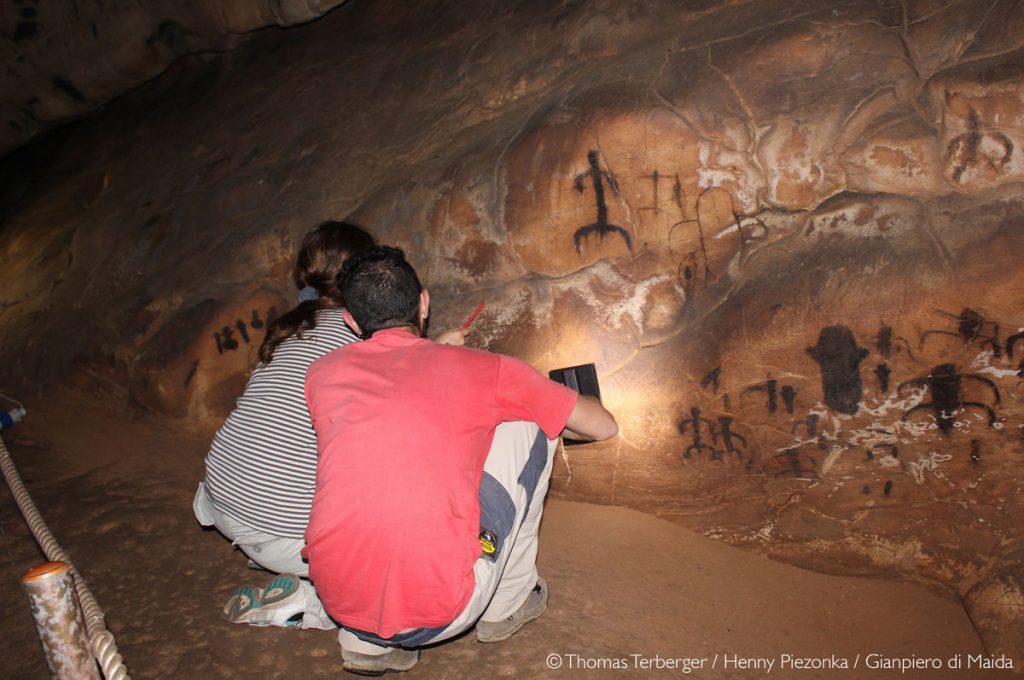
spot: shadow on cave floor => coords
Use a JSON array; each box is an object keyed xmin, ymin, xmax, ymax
[{"xmin": 0, "ymin": 390, "xmax": 1008, "ymax": 679}]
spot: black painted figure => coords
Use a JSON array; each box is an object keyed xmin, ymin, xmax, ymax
[
  {"xmin": 898, "ymin": 363, "xmax": 1000, "ymax": 434},
  {"xmin": 220, "ymin": 326, "xmax": 239, "ymax": 351},
  {"xmin": 806, "ymin": 326, "xmax": 868, "ymax": 415},
  {"xmin": 573, "ymin": 150, "xmax": 633, "ymax": 253},
  {"xmin": 875, "ymin": 363, "xmax": 891, "ymax": 393},
  {"xmin": 700, "ymin": 366, "xmax": 721, "ymax": 393},
  {"xmin": 1006, "ymin": 329, "xmax": 1024, "ymax": 358},
  {"xmin": 678, "ymin": 406, "xmax": 715, "ymax": 460},
  {"xmin": 921, "ymin": 308, "xmax": 1001, "ymax": 357},
  {"xmin": 711, "ymin": 416, "xmax": 747, "ymax": 460},
  {"xmin": 742, "ymin": 378, "xmax": 797, "ymax": 415},
  {"xmin": 236, "ymin": 319, "xmax": 250, "ymax": 344},
  {"xmin": 250, "ymin": 309, "xmax": 264, "ymax": 330}
]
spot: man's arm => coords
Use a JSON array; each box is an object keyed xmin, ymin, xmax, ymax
[{"xmin": 561, "ymin": 394, "xmax": 618, "ymax": 441}]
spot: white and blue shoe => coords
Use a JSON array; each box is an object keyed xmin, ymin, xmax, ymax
[{"xmin": 223, "ymin": 574, "xmax": 305, "ymax": 627}]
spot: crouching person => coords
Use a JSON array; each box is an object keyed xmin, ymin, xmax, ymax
[{"xmin": 304, "ymin": 246, "xmax": 617, "ymax": 675}]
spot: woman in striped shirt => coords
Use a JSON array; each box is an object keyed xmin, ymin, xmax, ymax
[{"xmin": 193, "ymin": 220, "xmax": 374, "ymax": 629}]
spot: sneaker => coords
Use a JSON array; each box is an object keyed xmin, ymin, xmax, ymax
[
  {"xmin": 475, "ymin": 577, "xmax": 548, "ymax": 642},
  {"xmin": 223, "ymin": 574, "xmax": 305, "ymax": 627},
  {"xmin": 341, "ymin": 648, "xmax": 419, "ymax": 676}
]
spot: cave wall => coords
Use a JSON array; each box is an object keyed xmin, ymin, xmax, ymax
[{"xmin": 1, "ymin": 0, "xmax": 1023, "ymax": 662}]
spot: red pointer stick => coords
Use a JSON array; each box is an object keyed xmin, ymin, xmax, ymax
[{"xmin": 462, "ymin": 303, "xmax": 485, "ymax": 330}]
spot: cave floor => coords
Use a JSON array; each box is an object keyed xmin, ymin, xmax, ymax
[{"xmin": 0, "ymin": 390, "xmax": 1008, "ymax": 679}]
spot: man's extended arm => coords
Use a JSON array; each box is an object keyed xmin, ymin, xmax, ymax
[{"xmin": 561, "ymin": 394, "xmax": 618, "ymax": 441}]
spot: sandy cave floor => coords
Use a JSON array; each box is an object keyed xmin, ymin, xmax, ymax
[{"xmin": 0, "ymin": 390, "xmax": 1013, "ymax": 680}]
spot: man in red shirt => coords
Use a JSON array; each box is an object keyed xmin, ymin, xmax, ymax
[{"xmin": 305, "ymin": 246, "xmax": 617, "ymax": 675}]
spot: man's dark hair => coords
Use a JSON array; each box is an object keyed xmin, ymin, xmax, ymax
[{"xmin": 339, "ymin": 246, "xmax": 423, "ymax": 337}]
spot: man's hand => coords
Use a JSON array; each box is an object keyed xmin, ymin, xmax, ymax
[
  {"xmin": 561, "ymin": 394, "xmax": 618, "ymax": 441},
  {"xmin": 436, "ymin": 327, "xmax": 469, "ymax": 346}
]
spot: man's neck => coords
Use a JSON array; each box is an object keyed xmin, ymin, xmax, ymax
[{"xmin": 373, "ymin": 324, "xmax": 421, "ymax": 338}]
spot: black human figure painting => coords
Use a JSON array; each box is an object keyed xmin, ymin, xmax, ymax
[
  {"xmin": 806, "ymin": 326, "xmax": 868, "ymax": 415},
  {"xmin": 573, "ymin": 150, "xmax": 633, "ymax": 254},
  {"xmin": 250, "ymin": 309, "xmax": 264, "ymax": 329},
  {"xmin": 678, "ymin": 406, "xmax": 715, "ymax": 460},
  {"xmin": 898, "ymin": 363, "xmax": 1000, "ymax": 434},
  {"xmin": 921, "ymin": 308, "xmax": 1001, "ymax": 357},
  {"xmin": 711, "ymin": 416, "xmax": 747, "ymax": 460}
]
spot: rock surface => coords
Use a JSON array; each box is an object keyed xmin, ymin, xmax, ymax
[
  {"xmin": 0, "ymin": 0, "xmax": 348, "ymax": 157},
  {"xmin": 1, "ymin": 0, "xmax": 1022, "ymax": 664}
]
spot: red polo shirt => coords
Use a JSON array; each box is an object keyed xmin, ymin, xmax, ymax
[{"xmin": 304, "ymin": 328, "xmax": 577, "ymax": 636}]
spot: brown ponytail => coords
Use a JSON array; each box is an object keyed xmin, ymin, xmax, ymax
[{"xmin": 258, "ymin": 221, "xmax": 375, "ymax": 364}]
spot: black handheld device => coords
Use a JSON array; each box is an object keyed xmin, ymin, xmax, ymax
[{"xmin": 548, "ymin": 363, "xmax": 601, "ymax": 446}]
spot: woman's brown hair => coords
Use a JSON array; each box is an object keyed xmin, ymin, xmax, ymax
[{"xmin": 257, "ymin": 221, "xmax": 375, "ymax": 364}]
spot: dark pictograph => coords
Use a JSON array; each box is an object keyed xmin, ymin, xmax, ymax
[
  {"xmin": 742, "ymin": 377, "xmax": 797, "ymax": 415},
  {"xmin": 946, "ymin": 108, "xmax": 1013, "ymax": 183},
  {"xmin": 700, "ymin": 366, "xmax": 722, "ymax": 393},
  {"xmin": 215, "ymin": 326, "xmax": 239, "ymax": 353},
  {"xmin": 212, "ymin": 306, "xmax": 278, "ymax": 354},
  {"xmin": 807, "ymin": 326, "xmax": 869, "ymax": 415},
  {"xmin": 679, "ymin": 406, "xmax": 715, "ymax": 460},
  {"xmin": 875, "ymin": 363, "xmax": 892, "ymax": 393},
  {"xmin": 573, "ymin": 150, "xmax": 633, "ymax": 253},
  {"xmin": 678, "ymin": 407, "xmax": 748, "ymax": 462},
  {"xmin": 898, "ymin": 363, "xmax": 1001, "ymax": 434},
  {"xmin": 920, "ymin": 308, "xmax": 1002, "ymax": 357}
]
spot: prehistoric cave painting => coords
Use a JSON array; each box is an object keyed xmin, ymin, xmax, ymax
[
  {"xmin": 638, "ymin": 169, "xmax": 685, "ymax": 216},
  {"xmin": 806, "ymin": 326, "xmax": 869, "ymax": 415},
  {"xmin": 773, "ymin": 444, "xmax": 822, "ymax": 479},
  {"xmin": 249, "ymin": 309, "xmax": 265, "ymax": 329},
  {"xmin": 876, "ymin": 324, "xmax": 913, "ymax": 359},
  {"xmin": 216, "ymin": 326, "xmax": 239, "ymax": 353},
  {"xmin": 184, "ymin": 359, "xmax": 199, "ymax": 387},
  {"xmin": 711, "ymin": 416, "xmax": 748, "ymax": 461},
  {"xmin": 875, "ymin": 363, "xmax": 892, "ymax": 393},
  {"xmin": 898, "ymin": 363, "xmax": 1000, "ymax": 434},
  {"xmin": 946, "ymin": 108, "xmax": 1013, "ymax": 184},
  {"xmin": 921, "ymin": 308, "xmax": 1002, "ymax": 357},
  {"xmin": 211, "ymin": 306, "xmax": 277, "ymax": 355},
  {"xmin": 670, "ymin": 187, "xmax": 769, "ymax": 296},
  {"xmin": 678, "ymin": 407, "xmax": 749, "ymax": 462},
  {"xmin": 235, "ymin": 319, "xmax": 250, "ymax": 344},
  {"xmin": 572, "ymin": 150, "xmax": 633, "ymax": 253},
  {"xmin": 768, "ymin": 413, "xmax": 831, "ymax": 479},
  {"xmin": 1006, "ymin": 329, "xmax": 1024, "ymax": 357},
  {"xmin": 679, "ymin": 406, "xmax": 715, "ymax": 460},
  {"xmin": 741, "ymin": 377, "xmax": 797, "ymax": 415},
  {"xmin": 699, "ymin": 366, "xmax": 722, "ymax": 393}
]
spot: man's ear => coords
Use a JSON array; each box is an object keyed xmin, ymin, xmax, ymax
[
  {"xmin": 419, "ymin": 288, "xmax": 430, "ymax": 323},
  {"xmin": 342, "ymin": 308, "xmax": 363, "ymax": 336}
]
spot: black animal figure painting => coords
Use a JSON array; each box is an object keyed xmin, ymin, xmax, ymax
[
  {"xmin": 573, "ymin": 150, "xmax": 633, "ymax": 254},
  {"xmin": 806, "ymin": 326, "xmax": 869, "ymax": 415},
  {"xmin": 898, "ymin": 363, "xmax": 1000, "ymax": 434}
]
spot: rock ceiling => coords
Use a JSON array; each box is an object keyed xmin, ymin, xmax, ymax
[{"xmin": 0, "ymin": 0, "xmax": 347, "ymax": 158}]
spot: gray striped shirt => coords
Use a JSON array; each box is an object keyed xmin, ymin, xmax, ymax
[{"xmin": 203, "ymin": 308, "xmax": 358, "ymax": 538}]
